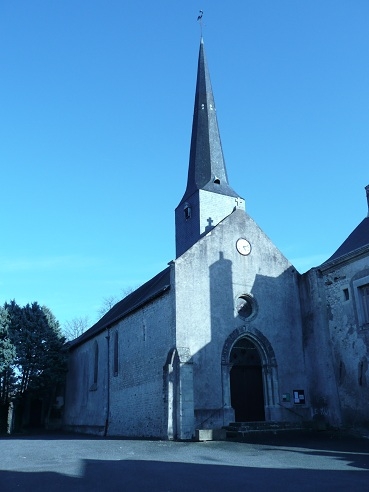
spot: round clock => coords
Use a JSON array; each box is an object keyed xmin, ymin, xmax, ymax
[{"xmin": 236, "ymin": 238, "xmax": 251, "ymax": 256}]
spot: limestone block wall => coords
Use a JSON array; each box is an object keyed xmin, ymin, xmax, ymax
[
  {"xmin": 319, "ymin": 254, "xmax": 369, "ymax": 427},
  {"xmin": 63, "ymin": 332, "xmax": 108, "ymax": 435},
  {"xmin": 299, "ymin": 269, "xmax": 342, "ymax": 427},
  {"xmin": 107, "ymin": 290, "xmax": 175, "ymax": 438},
  {"xmin": 174, "ymin": 208, "xmax": 310, "ymax": 429},
  {"xmin": 175, "ymin": 189, "xmax": 244, "ymax": 257},
  {"xmin": 64, "ymin": 289, "xmax": 175, "ymax": 438}
]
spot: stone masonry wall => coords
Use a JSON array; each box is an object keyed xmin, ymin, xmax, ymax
[
  {"xmin": 63, "ymin": 333, "xmax": 108, "ymax": 435},
  {"xmin": 174, "ymin": 208, "xmax": 310, "ymax": 430},
  {"xmin": 64, "ymin": 289, "xmax": 175, "ymax": 438},
  {"xmin": 107, "ymin": 290, "xmax": 175, "ymax": 438},
  {"xmin": 299, "ymin": 269, "xmax": 342, "ymax": 428},
  {"xmin": 320, "ymin": 254, "xmax": 369, "ymax": 427}
]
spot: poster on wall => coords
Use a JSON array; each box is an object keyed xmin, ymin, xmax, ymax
[{"xmin": 293, "ymin": 390, "xmax": 305, "ymax": 404}]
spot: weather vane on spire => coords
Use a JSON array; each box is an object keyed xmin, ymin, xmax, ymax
[{"xmin": 197, "ymin": 10, "xmax": 204, "ymax": 35}]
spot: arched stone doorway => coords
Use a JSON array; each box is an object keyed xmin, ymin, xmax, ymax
[
  {"xmin": 221, "ymin": 327, "xmax": 279, "ymax": 424},
  {"xmin": 163, "ymin": 347, "xmax": 195, "ymax": 440},
  {"xmin": 163, "ymin": 348, "xmax": 179, "ymax": 440},
  {"xmin": 230, "ymin": 338, "xmax": 265, "ymax": 421}
]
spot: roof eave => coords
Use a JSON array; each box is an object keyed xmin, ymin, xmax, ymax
[
  {"xmin": 319, "ymin": 245, "xmax": 369, "ymax": 272},
  {"xmin": 67, "ymin": 284, "xmax": 170, "ymax": 350}
]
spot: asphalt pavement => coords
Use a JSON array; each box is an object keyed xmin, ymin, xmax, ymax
[{"xmin": 0, "ymin": 430, "xmax": 369, "ymax": 491}]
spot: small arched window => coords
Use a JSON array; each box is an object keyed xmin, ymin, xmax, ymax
[
  {"xmin": 113, "ymin": 332, "xmax": 119, "ymax": 376},
  {"xmin": 93, "ymin": 341, "xmax": 99, "ymax": 385},
  {"xmin": 184, "ymin": 203, "xmax": 191, "ymax": 220}
]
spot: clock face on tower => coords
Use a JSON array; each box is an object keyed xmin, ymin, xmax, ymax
[{"xmin": 236, "ymin": 238, "xmax": 251, "ymax": 256}]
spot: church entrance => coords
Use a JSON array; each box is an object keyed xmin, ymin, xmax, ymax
[{"xmin": 230, "ymin": 337, "xmax": 265, "ymax": 422}]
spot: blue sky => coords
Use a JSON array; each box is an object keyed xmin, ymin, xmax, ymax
[{"xmin": 1, "ymin": 1, "xmax": 369, "ymax": 328}]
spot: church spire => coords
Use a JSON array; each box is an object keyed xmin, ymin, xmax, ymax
[
  {"xmin": 179, "ymin": 38, "xmax": 239, "ymax": 205},
  {"xmin": 175, "ymin": 38, "xmax": 245, "ymax": 258}
]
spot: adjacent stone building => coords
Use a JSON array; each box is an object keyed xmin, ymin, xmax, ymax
[
  {"xmin": 63, "ymin": 38, "xmax": 369, "ymax": 439},
  {"xmin": 301, "ymin": 193, "xmax": 369, "ymax": 427}
]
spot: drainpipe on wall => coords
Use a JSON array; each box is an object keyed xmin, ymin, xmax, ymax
[{"xmin": 104, "ymin": 327, "xmax": 110, "ymax": 437}]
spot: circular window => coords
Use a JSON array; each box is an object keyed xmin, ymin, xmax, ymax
[{"xmin": 236, "ymin": 295, "xmax": 254, "ymax": 319}]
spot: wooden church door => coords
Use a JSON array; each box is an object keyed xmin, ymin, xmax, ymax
[{"xmin": 230, "ymin": 338, "xmax": 265, "ymax": 422}]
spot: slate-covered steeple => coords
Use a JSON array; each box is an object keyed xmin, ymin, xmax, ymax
[
  {"xmin": 175, "ymin": 38, "xmax": 245, "ymax": 258},
  {"xmin": 180, "ymin": 38, "xmax": 239, "ymax": 202}
]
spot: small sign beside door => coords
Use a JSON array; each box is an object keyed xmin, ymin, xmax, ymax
[{"xmin": 293, "ymin": 390, "xmax": 305, "ymax": 404}]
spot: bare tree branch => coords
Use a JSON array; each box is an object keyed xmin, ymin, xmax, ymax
[{"xmin": 63, "ymin": 316, "xmax": 90, "ymax": 341}]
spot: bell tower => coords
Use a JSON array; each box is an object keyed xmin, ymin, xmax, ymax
[{"xmin": 175, "ymin": 39, "xmax": 245, "ymax": 258}]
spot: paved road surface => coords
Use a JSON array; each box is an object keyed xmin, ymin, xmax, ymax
[{"xmin": 1, "ymin": 430, "xmax": 369, "ymax": 491}]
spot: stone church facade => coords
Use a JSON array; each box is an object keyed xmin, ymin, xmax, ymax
[{"xmin": 63, "ymin": 39, "xmax": 369, "ymax": 439}]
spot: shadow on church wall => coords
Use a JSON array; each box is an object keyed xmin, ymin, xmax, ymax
[{"xmin": 191, "ymin": 248, "xmax": 313, "ymax": 429}]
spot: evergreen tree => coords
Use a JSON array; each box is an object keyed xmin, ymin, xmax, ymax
[
  {"xmin": 4, "ymin": 300, "xmax": 67, "ymax": 396},
  {"xmin": 0, "ymin": 306, "xmax": 16, "ymax": 432},
  {"xmin": 0, "ymin": 300, "xmax": 67, "ymax": 431},
  {"xmin": 0, "ymin": 306, "xmax": 16, "ymax": 405}
]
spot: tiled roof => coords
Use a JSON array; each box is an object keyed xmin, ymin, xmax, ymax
[
  {"xmin": 68, "ymin": 267, "xmax": 171, "ymax": 349},
  {"xmin": 322, "ymin": 217, "xmax": 369, "ymax": 265}
]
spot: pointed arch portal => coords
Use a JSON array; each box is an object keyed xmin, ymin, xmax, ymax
[
  {"xmin": 230, "ymin": 338, "xmax": 265, "ymax": 421},
  {"xmin": 222, "ymin": 327, "xmax": 279, "ymax": 423}
]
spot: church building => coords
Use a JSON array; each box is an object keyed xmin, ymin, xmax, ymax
[{"xmin": 63, "ymin": 38, "xmax": 369, "ymax": 439}]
